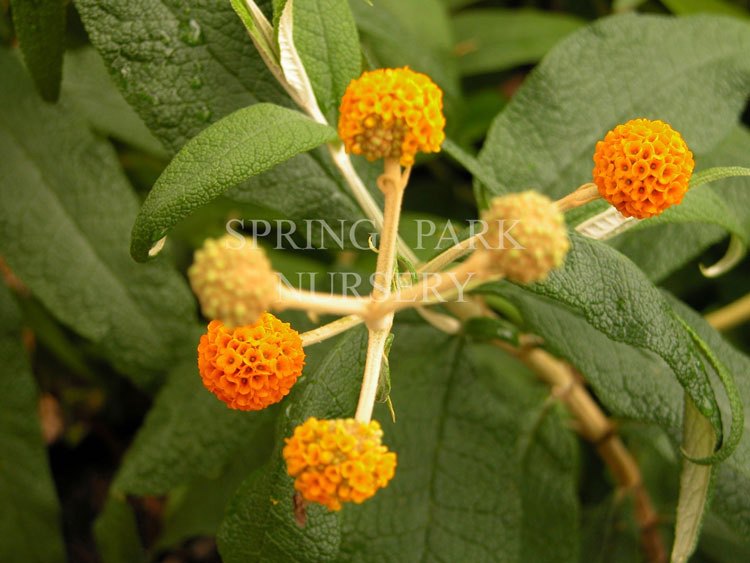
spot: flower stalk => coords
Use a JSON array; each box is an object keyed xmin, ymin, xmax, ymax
[
  {"xmin": 276, "ymin": 285, "xmax": 369, "ymax": 318},
  {"xmin": 355, "ymin": 158, "xmax": 409, "ymax": 423},
  {"xmin": 555, "ymin": 182, "xmax": 601, "ymax": 212}
]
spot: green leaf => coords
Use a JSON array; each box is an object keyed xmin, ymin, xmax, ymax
[
  {"xmin": 284, "ymin": 0, "xmax": 361, "ymax": 122},
  {"xmin": 94, "ymin": 496, "xmax": 147, "ymax": 563},
  {"xmin": 668, "ymin": 299, "xmax": 750, "ymax": 541},
  {"xmin": 130, "ymin": 103, "xmax": 338, "ymax": 261},
  {"xmin": 74, "ymin": 0, "xmax": 291, "ymax": 153},
  {"xmin": 672, "ymin": 396, "xmax": 716, "ymax": 563},
  {"xmin": 0, "ymin": 50, "xmax": 196, "ymax": 389},
  {"xmin": 574, "ymin": 165, "xmax": 750, "ymax": 275},
  {"xmin": 442, "ymin": 137, "xmax": 507, "ymax": 203},
  {"xmin": 476, "ymin": 234, "xmax": 724, "ymax": 439},
  {"xmin": 453, "ymin": 9, "xmax": 585, "ymax": 76},
  {"xmin": 661, "ymin": 0, "xmax": 750, "ymax": 18},
  {"xmin": 629, "ymin": 185, "xmax": 746, "ymax": 244},
  {"xmin": 9, "ymin": 0, "xmax": 65, "ymax": 101},
  {"xmin": 157, "ymin": 443, "xmax": 274, "ymax": 549},
  {"xmin": 339, "ymin": 321, "xmax": 579, "ymax": 561},
  {"xmin": 226, "ymin": 149, "xmax": 370, "ymax": 249},
  {"xmin": 676, "ymin": 317, "xmax": 743, "ymax": 464},
  {"xmin": 350, "ymin": 0, "xmax": 460, "ymax": 99},
  {"xmin": 0, "ymin": 283, "xmax": 66, "ymax": 563},
  {"xmin": 479, "ymin": 14, "xmax": 750, "ymax": 200},
  {"xmin": 230, "ymin": 0, "xmax": 278, "ymax": 64},
  {"xmin": 487, "ymin": 275, "xmax": 750, "ymax": 543},
  {"xmin": 471, "ymin": 342, "xmax": 580, "ymax": 562},
  {"xmin": 114, "ymin": 358, "xmax": 277, "ymax": 495},
  {"xmin": 62, "ymin": 47, "xmax": 167, "ymax": 156},
  {"xmin": 613, "ymin": 0, "xmax": 649, "ymax": 12},
  {"xmin": 218, "ymin": 327, "xmax": 369, "ymax": 563},
  {"xmin": 691, "ymin": 166, "xmax": 750, "ymax": 188}
]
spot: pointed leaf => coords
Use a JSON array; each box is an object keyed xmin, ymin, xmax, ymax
[{"xmin": 130, "ymin": 104, "xmax": 338, "ymax": 261}]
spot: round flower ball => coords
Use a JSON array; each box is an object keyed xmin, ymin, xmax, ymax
[
  {"xmin": 188, "ymin": 234, "xmax": 277, "ymax": 327},
  {"xmin": 283, "ymin": 417, "xmax": 397, "ymax": 511},
  {"xmin": 592, "ymin": 118, "xmax": 695, "ymax": 219},
  {"xmin": 197, "ymin": 314, "xmax": 305, "ymax": 411},
  {"xmin": 478, "ymin": 191, "xmax": 570, "ymax": 284},
  {"xmin": 338, "ymin": 67, "xmax": 445, "ymax": 167}
]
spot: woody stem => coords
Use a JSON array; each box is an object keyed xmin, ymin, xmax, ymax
[{"xmin": 355, "ymin": 158, "xmax": 408, "ymax": 423}]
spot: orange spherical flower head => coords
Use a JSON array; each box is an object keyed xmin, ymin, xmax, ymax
[
  {"xmin": 188, "ymin": 234, "xmax": 278, "ymax": 327},
  {"xmin": 477, "ymin": 191, "xmax": 570, "ymax": 284},
  {"xmin": 283, "ymin": 417, "xmax": 397, "ymax": 511},
  {"xmin": 338, "ymin": 67, "xmax": 445, "ymax": 167},
  {"xmin": 197, "ymin": 313, "xmax": 305, "ymax": 411},
  {"xmin": 592, "ymin": 118, "xmax": 695, "ymax": 219}
]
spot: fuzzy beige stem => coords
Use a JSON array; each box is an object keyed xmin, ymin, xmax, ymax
[
  {"xmin": 275, "ymin": 286, "xmax": 369, "ymax": 317},
  {"xmin": 329, "ymin": 145, "xmax": 418, "ymax": 264},
  {"xmin": 300, "ymin": 315, "xmax": 363, "ymax": 347},
  {"xmin": 355, "ymin": 159, "xmax": 409, "ymax": 423}
]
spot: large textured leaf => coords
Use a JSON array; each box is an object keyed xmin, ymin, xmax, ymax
[
  {"xmin": 113, "ymin": 358, "xmax": 277, "ymax": 495},
  {"xmin": 129, "ymin": 103, "xmax": 338, "ymax": 261},
  {"xmin": 218, "ymin": 327, "xmax": 369, "ymax": 563},
  {"xmin": 0, "ymin": 283, "xmax": 65, "ymax": 563},
  {"xmin": 9, "ymin": 0, "xmax": 65, "ymax": 101},
  {"xmin": 340, "ymin": 321, "xmax": 579, "ymax": 562},
  {"xmin": 285, "ymin": 0, "xmax": 361, "ymax": 121},
  {"xmin": 74, "ymin": 0, "xmax": 290, "ymax": 153},
  {"xmin": 478, "ymin": 235, "xmax": 726, "ymax": 446},
  {"xmin": 488, "ymin": 275, "xmax": 750, "ymax": 541},
  {"xmin": 494, "ymin": 285, "xmax": 685, "ymax": 439},
  {"xmin": 478, "ymin": 14, "xmax": 750, "ymax": 200},
  {"xmin": 0, "ymin": 50, "xmax": 195, "ymax": 388},
  {"xmin": 219, "ymin": 319, "xmax": 579, "ymax": 562},
  {"xmin": 453, "ymin": 9, "xmax": 584, "ymax": 75}
]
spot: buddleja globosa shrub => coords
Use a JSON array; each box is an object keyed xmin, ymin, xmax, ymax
[{"xmin": 2, "ymin": 0, "xmax": 750, "ymax": 561}]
